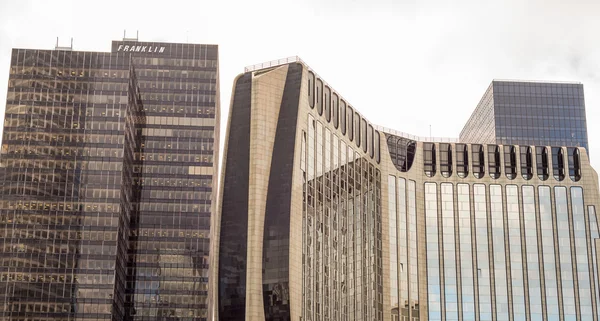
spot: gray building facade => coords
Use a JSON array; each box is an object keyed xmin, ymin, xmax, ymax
[
  {"xmin": 215, "ymin": 58, "xmax": 600, "ymax": 321},
  {"xmin": 460, "ymin": 80, "xmax": 588, "ymax": 150}
]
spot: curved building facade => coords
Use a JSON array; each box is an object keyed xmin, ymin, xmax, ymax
[{"xmin": 216, "ymin": 59, "xmax": 600, "ymax": 321}]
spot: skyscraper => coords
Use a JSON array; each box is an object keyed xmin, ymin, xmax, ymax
[
  {"xmin": 460, "ymin": 80, "xmax": 588, "ymax": 150},
  {"xmin": 216, "ymin": 58, "xmax": 600, "ymax": 321},
  {"xmin": 0, "ymin": 37, "xmax": 219, "ymax": 320}
]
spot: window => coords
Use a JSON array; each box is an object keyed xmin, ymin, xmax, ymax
[
  {"xmin": 535, "ymin": 146, "xmax": 549, "ymax": 181},
  {"xmin": 487, "ymin": 145, "xmax": 500, "ymax": 179},
  {"xmin": 424, "ymin": 143, "xmax": 436, "ymax": 177},
  {"xmin": 324, "ymin": 86, "xmax": 331, "ymax": 122},
  {"xmin": 439, "ymin": 143, "xmax": 452, "ymax": 178},
  {"xmin": 503, "ymin": 145, "xmax": 517, "ymax": 180},
  {"xmin": 567, "ymin": 147, "xmax": 581, "ymax": 182},
  {"xmin": 354, "ymin": 111, "xmax": 360, "ymax": 147},
  {"xmin": 347, "ymin": 106, "xmax": 354, "ymax": 141},
  {"xmin": 520, "ymin": 146, "xmax": 533, "ymax": 180},
  {"xmin": 551, "ymin": 147, "xmax": 565, "ymax": 181},
  {"xmin": 472, "ymin": 144, "xmax": 484, "ymax": 178},
  {"xmin": 332, "ymin": 93, "xmax": 339, "ymax": 129},
  {"xmin": 340, "ymin": 100, "xmax": 346, "ymax": 135},
  {"xmin": 361, "ymin": 118, "xmax": 367, "ymax": 153},
  {"xmin": 308, "ymin": 71, "xmax": 315, "ymax": 109},
  {"xmin": 456, "ymin": 144, "xmax": 468, "ymax": 178},
  {"xmin": 316, "ymin": 78, "xmax": 323, "ymax": 116},
  {"xmin": 374, "ymin": 130, "xmax": 380, "ymax": 163},
  {"xmin": 368, "ymin": 124, "xmax": 374, "ymax": 158}
]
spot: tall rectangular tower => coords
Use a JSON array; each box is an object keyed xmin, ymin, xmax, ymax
[
  {"xmin": 460, "ymin": 80, "xmax": 588, "ymax": 150},
  {"xmin": 116, "ymin": 40, "xmax": 219, "ymax": 320},
  {"xmin": 0, "ymin": 39, "xmax": 219, "ymax": 320}
]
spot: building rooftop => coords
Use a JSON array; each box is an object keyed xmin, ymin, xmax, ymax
[
  {"xmin": 375, "ymin": 125, "xmax": 459, "ymax": 143},
  {"xmin": 245, "ymin": 56, "xmax": 459, "ymax": 143},
  {"xmin": 492, "ymin": 79, "xmax": 582, "ymax": 85}
]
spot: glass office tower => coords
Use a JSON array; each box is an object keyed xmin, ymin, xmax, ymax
[
  {"xmin": 460, "ymin": 80, "xmax": 588, "ymax": 150},
  {"xmin": 216, "ymin": 58, "xmax": 600, "ymax": 321},
  {"xmin": 0, "ymin": 39, "xmax": 219, "ymax": 321},
  {"xmin": 119, "ymin": 40, "xmax": 218, "ymax": 321}
]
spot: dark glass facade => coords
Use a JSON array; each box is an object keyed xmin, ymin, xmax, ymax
[
  {"xmin": 0, "ymin": 40, "xmax": 219, "ymax": 321},
  {"xmin": 460, "ymin": 80, "xmax": 588, "ymax": 150},
  {"xmin": 0, "ymin": 48, "xmax": 137, "ymax": 321},
  {"xmin": 217, "ymin": 73, "xmax": 252, "ymax": 321},
  {"xmin": 122, "ymin": 41, "xmax": 218, "ymax": 321},
  {"xmin": 262, "ymin": 63, "xmax": 302, "ymax": 320}
]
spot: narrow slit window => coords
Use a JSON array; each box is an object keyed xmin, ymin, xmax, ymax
[
  {"xmin": 488, "ymin": 145, "xmax": 500, "ymax": 179},
  {"xmin": 440, "ymin": 143, "xmax": 452, "ymax": 178},
  {"xmin": 567, "ymin": 147, "xmax": 581, "ymax": 182},
  {"xmin": 520, "ymin": 145, "xmax": 533, "ymax": 180},
  {"xmin": 551, "ymin": 147, "xmax": 565, "ymax": 181},
  {"xmin": 472, "ymin": 144, "xmax": 484, "ymax": 178},
  {"xmin": 424, "ymin": 143, "xmax": 436, "ymax": 177},
  {"xmin": 536, "ymin": 146, "xmax": 549, "ymax": 181}
]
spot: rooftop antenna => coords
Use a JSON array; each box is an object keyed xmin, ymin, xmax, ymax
[
  {"xmin": 123, "ymin": 30, "xmax": 139, "ymax": 42},
  {"xmin": 55, "ymin": 37, "xmax": 73, "ymax": 51},
  {"xmin": 429, "ymin": 125, "xmax": 432, "ymax": 141}
]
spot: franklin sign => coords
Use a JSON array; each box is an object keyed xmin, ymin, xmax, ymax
[{"xmin": 117, "ymin": 44, "xmax": 166, "ymax": 54}]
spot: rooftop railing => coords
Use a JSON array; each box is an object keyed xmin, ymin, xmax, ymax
[
  {"xmin": 244, "ymin": 57, "xmax": 460, "ymax": 144},
  {"xmin": 374, "ymin": 125, "xmax": 459, "ymax": 143},
  {"xmin": 493, "ymin": 79, "xmax": 582, "ymax": 85},
  {"xmin": 244, "ymin": 56, "xmax": 304, "ymax": 72}
]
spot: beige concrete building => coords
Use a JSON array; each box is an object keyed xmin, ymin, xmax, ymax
[{"xmin": 214, "ymin": 57, "xmax": 600, "ymax": 321}]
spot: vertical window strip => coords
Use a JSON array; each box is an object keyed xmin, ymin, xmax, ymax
[
  {"xmin": 441, "ymin": 183, "xmax": 458, "ymax": 321},
  {"xmin": 347, "ymin": 107, "xmax": 353, "ymax": 141},
  {"xmin": 571, "ymin": 187, "xmax": 593, "ymax": 319},
  {"xmin": 300, "ymin": 131, "xmax": 306, "ymax": 173},
  {"xmin": 340, "ymin": 100, "xmax": 346, "ymax": 135},
  {"xmin": 538, "ymin": 186, "xmax": 559, "ymax": 321},
  {"xmin": 333, "ymin": 135, "xmax": 339, "ymax": 170},
  {"xmin": 347, "ymin": 147, "xmax": 355, "ymax": 320},
  {"xmin": 373, "ymin": 165, "xmax": 382, "ymax": 320},
  {"xmin": 425, "ymin": 182, "xmax": 441, "ymax": 321},
  {"xmin": 490, "ymin": 185, "xmax": 508, "ymax": 321},
  {"xmin": 340, "ymin": 140, "xmax": 347, "ymax": 320},
  {"xmin": 316, "ymin": 122, "xmax": 323, "ymax": 177},
  {"xmin": 408, "ymin": 180, "xmax": 419, "ymax": 320},
  {"xmin": 506, "ymin": 185, "xmax": 526, "ymax": 321},
  {"xmin": 325, "ymin": 129, "xmax": 331, "ymax": 173},
  {"xmin": 316, "ymin": 121, "xmax": 323, "ymax": 321},
  {"xmin": 555, "ymin": 186, "xmax": 576, "ymax": 320},
  {"xmin": 356, "ymin": 152, "xmax": 363, "ymax": 321},
  {"xmin": 365, "ymin": 161, "xmax": 371, "ymax": 320},
  {"xmin": 333, "ymin": 130, "xmax": 340, "ymax": 320},
  {"xmin": 588, "ymin": 205, "xmax": 600, "ymax": 317},
  {"xmin": 458, "ymin": 184, "xmax": 475, "ymax": 321},
  {"xmin": 388, "ymin": 175, "xmax": 399, "ymax": 320},
  {"xmin": 522, "ymin": 186, "xmax": 543, "ymax": 321},
  {"xmin": 301, "ymin": 129, "xmax": 307, "ymax": 318},
  {"xmin": 398, "ymin": 178, "xmax": 408, "ymax": 320},
  {"xmin": 332, "ymin": 95, "xmax": 338, "ymax": 129},
  {"xmin": 306, "ymin": 115, "xmax": 316, "ymax": 317},
  {"xmin": 324, "ymin": 127, "xmax": 332, "ymax": 320},
  {"xmin": 474, "ymin": 184, "xmax": 492, "ymax": 321}
]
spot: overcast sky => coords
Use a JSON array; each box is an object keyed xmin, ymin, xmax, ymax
[{"xmin": 1, "ymin": 0, "xmax": 599, "ymax": 171}]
